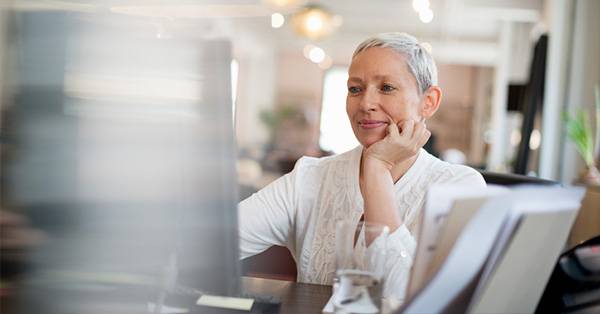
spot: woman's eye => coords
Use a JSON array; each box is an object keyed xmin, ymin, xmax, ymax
[
  {"xmin": 381, "ymin": 84, "xmax": 395, "ymax": 92},
  {"xmin": 348, "ymin": 86, "xmax": 361, "ymax": 94}
]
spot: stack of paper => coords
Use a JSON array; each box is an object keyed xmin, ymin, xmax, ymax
[{"xmin": 402, "ymin": 185, "xmax": 585, "ymax": 314}]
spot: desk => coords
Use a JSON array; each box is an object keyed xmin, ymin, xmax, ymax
[
  {"xmin": 164, "ymin": 276, "xmax": 332, "ymax": 314},
  {"xmin": 0, "ymin": 276, "xmax": 332, "ymax": 314},
  {"xmin": 240, "ymin": 276, "xmax": 331, "ymax": 314}
]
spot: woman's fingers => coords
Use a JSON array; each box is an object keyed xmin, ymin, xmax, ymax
[
  {"xmin": 364, "ymin": 118, "xmax": 430, "ymax": 168},
  {"xmin": 398, "ymin": 119, "xmax": 415, "ymax": 139},
  {"xmin": 411, "ymin": 121, "xmax": 430, "ymax": 152},
  {"xmin": 387, "ymin": 120, "xmax": 400, "ymax": 138}
]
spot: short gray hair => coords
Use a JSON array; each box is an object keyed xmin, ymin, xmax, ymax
[{"xmin": 353, "ymin": 32, "xmax": 438, "ymax": 94}]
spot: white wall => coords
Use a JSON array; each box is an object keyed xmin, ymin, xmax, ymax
[
  {"xmin": 539, "ymin": 0, "xmax": 574, "ymax": 180},
  {"xmin": 539, "ymin": 0, "xmax": 600, "ymax": 183},
  {"xmin": 231, "ymin": 27, "xmax": 278, "ymax": 150},
  {"xmin": 559, "ymin": 0, "xmax": 600, "ymax": 183},
  {"xmin": 234, "ymin": 51, "xmax": 277, "ymax": 149}
]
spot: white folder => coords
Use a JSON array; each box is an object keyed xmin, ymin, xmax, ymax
[{"xmin": 402, "ymin": 185, "xmax": 585, "ymax": 314}]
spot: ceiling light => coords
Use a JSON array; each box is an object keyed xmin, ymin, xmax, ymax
[
  {"xmin": 419, "ymin": 8, "xmax": 434, "ymax": 23},
  {"xmin": 412, "ymin": 0, "xmax": 430, "ymax": 13},
  {"xmin": 308, "ymin": 46, "xmax": 325, "ymax": 63},
  {"xmin": 305, "ymin": 14, "xmax": 323, "ymax": 32},
  {"xmin": 303, "ymin": 44, "xmax": 316, "ymax": 59},
  {"xmin": 262, "ymin": 0, "xmax": 305, "ymax": 9},
  {"xmin": 271, "ymin": 12, "xmax": 285, "ymax": 28},
  {"xmin": 292, "ymin": 5, "xmax": 340, "ymax": 40}
]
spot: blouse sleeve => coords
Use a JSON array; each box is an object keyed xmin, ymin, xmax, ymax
[
  {"xmin": 369, "ymin": 224, "xmax": 417, "ymax": 303},
  {"xmin": 237, "ymin": 158, "xmax": 304, "ymax": 260},
  {"xmin": 447, "ymin": 165, "xmax": 487, "ymax": 187}
]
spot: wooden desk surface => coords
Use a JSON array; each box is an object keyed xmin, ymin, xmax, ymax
[
  {"xmin": 192, "ymin": 276, "xmax": 331, "ymax": 314},
  {"xmin": 241, "ymin": 276, "xmax": 331, "ymax": 314},
  {"xmin": 0, "ymin": 276, "xmax": 332, "ymax": 314}
]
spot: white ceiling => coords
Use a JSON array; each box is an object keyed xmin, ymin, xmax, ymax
[
  {"xmin": 223, "ymin": 0, "xmax": 544, "ymax": 66},
  {"xmin": 6, "ymin": 0, "xmax": 546, "ymax": 66}
]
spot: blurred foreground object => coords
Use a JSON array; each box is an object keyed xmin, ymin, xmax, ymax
[
  {"xmin": 1, "ymin": 10, "xmax": 239, "ymax": 314},
  {"xmin": 0, "ymin": 210, "xmax": 46, "ymax": 279},
  {"xmin": 0, "ymin": 210, "xmax": 45, "ymax": 251}
]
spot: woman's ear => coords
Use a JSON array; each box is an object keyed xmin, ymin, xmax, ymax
[{"xmin": 421, "ymin": 86, "xmax": 442, "ymax": 119}]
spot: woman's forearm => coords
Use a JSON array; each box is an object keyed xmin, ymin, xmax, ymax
[{"xmin": 361, "ymin": 157, "xmax": 403, "ymax": 235}]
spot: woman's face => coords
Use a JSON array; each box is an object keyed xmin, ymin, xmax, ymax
[{"xmin": 346, "ymin": 47, "xmax": 424, "ymax": 148}]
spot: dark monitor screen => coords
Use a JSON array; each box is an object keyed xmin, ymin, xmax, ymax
[{"xmin": 2, "ymin": 11, "xmax": 240, "ymax": 313}]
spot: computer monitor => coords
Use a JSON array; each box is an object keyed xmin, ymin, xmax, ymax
[{"xmin": 2, "ymin": 11, "xmax": 240, "ymax": 313}]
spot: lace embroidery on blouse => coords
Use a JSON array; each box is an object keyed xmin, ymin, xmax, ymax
[{"xmin": 302, "ymin": 155, "xmax": 362, "ymax": 283}]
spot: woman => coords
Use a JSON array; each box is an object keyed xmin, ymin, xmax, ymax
[{"xmin": 238, "ymin": 32, "xmax": 485, "ymax": 301}]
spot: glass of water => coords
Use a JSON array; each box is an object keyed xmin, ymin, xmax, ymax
[{"xmin": 334, "ymin": 220, "xmax": 389, "ymax": 314}]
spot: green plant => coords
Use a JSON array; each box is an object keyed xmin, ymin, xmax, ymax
[
  {"xmin": 259, "ymin": 104, "xmax": 307, "ymax": 137},
  {"xmin": 563, "ymin": 84, "xmax": 600, "ymax": 168}
]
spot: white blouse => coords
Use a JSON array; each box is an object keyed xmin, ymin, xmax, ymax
[{"xmin": 238, "ymin": 146, "xmax": 485, "ymax": 300}]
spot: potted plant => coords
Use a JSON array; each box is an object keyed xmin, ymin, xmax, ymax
[{"xmin": 563, "ymin": 84, "xmax": 600, "ymax": 186}]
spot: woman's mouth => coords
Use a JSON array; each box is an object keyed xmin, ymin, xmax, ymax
[{"xmin": 359, "ymin": 120, "xmax": 387, "ymax": 129}]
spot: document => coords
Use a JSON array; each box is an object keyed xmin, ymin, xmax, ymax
[
  {"xmin": 407, "ymin": 185, "xmax": 509, "ymax": 299},
  {"xmin": 468, "ymin": 186, "xmax": 585, "ymax": 313},
  {"xmin": 403, "ymin": 185, "xmax": 585, "ymax": 314},
  {"xmin": 403, "ymin": 197, "xmax": 511, "ymax": 314}
]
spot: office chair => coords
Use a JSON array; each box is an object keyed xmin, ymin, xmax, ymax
[{"xmin": 477, "ymin": 170, "xmax": 559, "ymax": 186}]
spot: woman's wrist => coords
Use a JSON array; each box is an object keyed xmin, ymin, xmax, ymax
[{"xmin": 363, "ymin": 154, "xmax": 394, "ymax": 173}]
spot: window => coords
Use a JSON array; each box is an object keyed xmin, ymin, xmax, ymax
[
  {"xmin": 231, "ymin": 59, "xmax": 239, "ymax": 125},
  {"xmin": 319, "ymin": 67, "xmax": 359, "ymax": 154}
]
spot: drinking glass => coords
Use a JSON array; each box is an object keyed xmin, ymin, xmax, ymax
[{"xmin": 333, "ymin": 220, "xmax": 389, "ymax": 314}]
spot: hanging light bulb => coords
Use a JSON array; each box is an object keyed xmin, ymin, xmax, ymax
[
  {"xmin": 308, "ymin": 46, "xmax": 325, "ymax": 63},
  {"xmin": 303, "ymin": 44, "xmax": 316, "ymax": 59},
  {"xmin": 271, "ymin": 12, "xmax": 285, "ymax": 28},
  {"xmin": 412, "ymin": 0, "xmax": 430, "ymax": 13},
  {"xmin": 419, "ymin": 8, "xmax": 434, "ymax": 23},
  {"xmin": 291, "ymin": 5, "xmax": 340, "ymax": 40},
  {"xmin": 262, "ymin": 0, "xmax": 305, "ymax": 9}
]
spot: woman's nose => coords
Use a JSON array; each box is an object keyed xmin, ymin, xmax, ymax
[{"xmin": 359, "ymin": 88, "xmax": 378, "ymax": 111}]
